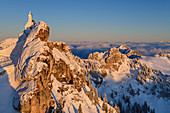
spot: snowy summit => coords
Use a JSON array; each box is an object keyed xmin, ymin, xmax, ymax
[{"xmin": 0, "ymin": 12, "xmax": 169, "ymax": 113}]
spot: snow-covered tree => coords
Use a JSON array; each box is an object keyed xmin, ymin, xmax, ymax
[
  {"xmin": 78, "ymin": 104, "xmax": 83, "ymax": 113},
  {"xmin": 94, "ymin": 88, "xmax": 99, "ymax": 104},
  {"xmin": 89, "ymin": 91, "xmax": 93, "ymax": 101},
  {"xmin": 103, "ymin": 93, "xmax": 108, "ymax": 103},
  {"xmin": 87, "ymin": 74, "xmax": 90, "ymax": 84},
  {"xmin": 102, "ymin": 93, "xmax": 108, "ymax": 112},
  {"xmin": 114, "ymin": 104, "xmax": 120, "ymax": 113},
  {"xmin": 88, "ymin": 79, "xmax": 92, "ymax": 90},
  {"xmin": 100, "ymin": 93, "xmax": 103, "ymax": 100}
]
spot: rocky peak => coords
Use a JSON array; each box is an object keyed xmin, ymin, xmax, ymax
[
  {"xmin": 13, "ymin": 18, "xmax": 89, "ymax": 112},
  {"xmin": 117, "ymin": 45, "xmax": 143, "ymax": 58},
  {"xmin": 34, "ymin": 21, "xmax": 50, "ymax": 42},
  {"xmin": 88, "ymin": 47, "xmax": 127, "ymax": 71}
]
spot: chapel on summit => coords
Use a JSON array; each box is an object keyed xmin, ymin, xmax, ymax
[
  {"xmin": 24, "ymin": 11, "xmax": 36, "ymax": 30},
  {"xmin": 18, "ymin": 12, "xmax": 36, "ymax": 37}
]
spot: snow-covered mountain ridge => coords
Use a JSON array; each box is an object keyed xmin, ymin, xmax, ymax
[
  {"xmin": 0, "ymin": 13, "xmax": 169, "ymax": 113},
  {"xmin": 84, "ymin": 46, "xmax": 170, "ymax": 113},
  {"xmin": 0, "ymin": 18, "xmax": 118, "ymax": 112}
]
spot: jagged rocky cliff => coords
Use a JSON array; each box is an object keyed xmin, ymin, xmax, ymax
[{"xmin": 9, "ymin": 20, "xmax": 117, "ymax": 113}]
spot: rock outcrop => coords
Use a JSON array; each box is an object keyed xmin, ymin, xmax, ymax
[
  {"xmin": 88, "ymin": 47, "xmax": 128, "ymax": 73},
  {"xmin": 13, "ymin": 21, "xmax": 55, "ymax": 113},
  {"xmin": 13, "ymin": 20, "xmax": 89, "ymax": 113}
]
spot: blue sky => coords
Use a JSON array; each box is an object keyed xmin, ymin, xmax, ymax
[{"xmin": 0, "ymin": 0, "xmax": 170, "ymax": 42}]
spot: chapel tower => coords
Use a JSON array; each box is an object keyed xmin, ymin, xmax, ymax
[{"xmin": 24, "ymin": 11, "xmax": 34, "ymax": 30}]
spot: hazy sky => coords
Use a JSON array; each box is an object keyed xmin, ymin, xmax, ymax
[{"xmin": 0, "ymin": 0, "xmax": 170, "ymax": 42}]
